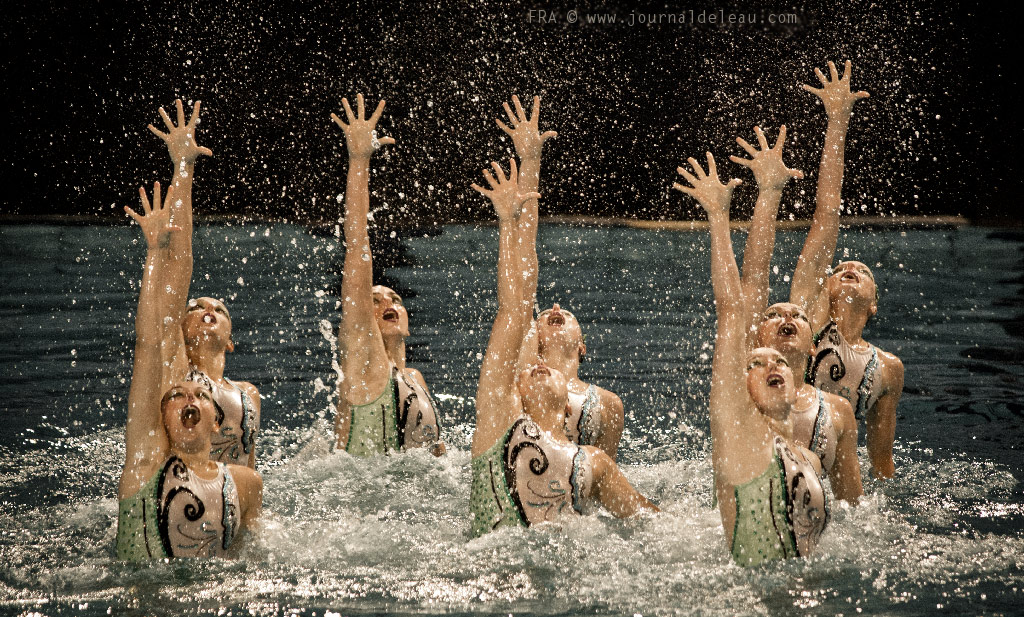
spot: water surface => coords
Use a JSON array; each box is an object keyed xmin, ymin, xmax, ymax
[{"xmin": 0, "ymin": 223, "xmax": 1021, "ymax": 616}]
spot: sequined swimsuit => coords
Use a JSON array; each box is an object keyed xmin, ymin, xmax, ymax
[
  {"xmin": 789, "ymin": 389, "xmax": 838, "ymax": 474},
  {"xmin": 344, "ymin": 365, "xmax": 442, "ymax": 456},
  {"xmin": 116, "ymin": 456, "xmax": 240, "ymax": 560},
  {"xmin": 470, "ymin": 418, "xmax": 594, "ymax": 537},
  {"xmin": 565, "ymin": 384, "xmax": 601, "ymax": 446},
  {"xmin": 730, "ymin": 438, "xmax": 830, "ymax": 567},
  {"xmin": 809, "ymin": 320, "xmax": 881, "ymax": 419},
  {"xmin": 208, "ymin": 377, "xmax": 258, "ymax": 466}
]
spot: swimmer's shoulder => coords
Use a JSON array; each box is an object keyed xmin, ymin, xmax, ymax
[
  {"xmin": 225, "ymin": 462, "xmax": 263, "ymax": 518},
  {"xmin": 593, "ymin": 385, "xmax": 623, "ymax": 413},
  {"xmin": 403, "ymin": 366, "xmax": 430, "ymax": 391},
  {"xmin": 232, "ymin": 380, "xmax": 262, "ymax": 413},
  {"xmin": 874, "ymin": 347, "xmax": 904, "ymax": 395},
  {"xmin": 823, "ymin": 391, "xmax": 856, "ymax": 436}
]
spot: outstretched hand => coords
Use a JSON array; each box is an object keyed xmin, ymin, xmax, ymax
[
  {"xmin": 496, "ymin": 95, "xmax": 557, "ymax": 161},
  {"xmin": 148, "ymin": 100, "xmax": 213, "ymax": 166},
  {"xmin": 125, "ymin": 182, "xmax": 180, "ymax": 249},
  {"xmin": 471, "ymin": 158, "xmax": 542, "ymax": 220},
  {"xmin": 673, "ymin": 152, "xmax": 741, "ymax": 218},
  {"xmin": 730, "ymin": 125, "xmax": 803, "ymax": 192},
  {"xmin": 802, "ymin": 60, "xmax": 870, "ymax": 122},
  {"xmin": 331, "ymin": 94, "xmax": 396, "ymax": 160}
]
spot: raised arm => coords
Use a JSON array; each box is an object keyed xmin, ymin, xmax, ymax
[
  {"xmin": 789, "ymin": 61, "xmax": 869, "ymax": 328},
  {"xmin": 496, "ymin": 95, "xmax": 557, "ymax": 308},
  {"xmin": 673, "ymin": 155, "xmax": 762, "ymax": 442},
  {"xmin": 332, "ymin": 94, "xmax": 396, "ymax": 406},
  {"xmin": 119, "ymin": 183, "xmax": 179, "ymax": 496},
  {"xmin": 496, "ymin": 96, "xmax": 558, "ymax": 373},
  {"xmin": 732, "ymin": 125, "xmax": 803, "ymax": 339},
  {"xmin": 148, "ymin": 101, "xmax": 213, "ymax": 388},
  {"xmin": 471, "ymin": 159, "xmax": 542, "ymax": 456}
]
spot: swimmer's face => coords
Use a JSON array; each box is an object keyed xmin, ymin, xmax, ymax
[
  {"xmin": 756, "ymin": 303, "xmax": 813, "ymax": 357},
  {"xmin": 183, "ymin": 297, "xmax": 234, "ymax": 351},
  {"xmin": 372, "ymin": 285, "xmax": 410, "ymax": 339},
  {"xmin": 536, "ymin": 304, "xmax": 585, "ymax": 359},
  {"xmin": 518, "ymin": 361, "xmax": 570, "ymax": 428},
  {"xmin": 827, "ymin": 261, "xmax": 878, "ymax": 313},
  {"xmin": 161, "ymin": 380, "xmax": 218, "ymax": 453},
  {"xmin": 745, "ymin": 347, "xmax": 796, "ymax": 416}
]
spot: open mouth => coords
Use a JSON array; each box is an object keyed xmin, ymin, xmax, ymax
[
  {"xmin": 180, "ymin": 404, "xmax": 201, "ymax": 429},
  {"xmin": 532, "ymin": 365, "xmax": 551, "ymax": 377},
  {"xmin": 382, "ymin": 308, "xmax": 399, "ymax": 322},
  {"xmin": 778, "ymin": 323, "xmax": 797, "ymax": 337},
  {"xmin": 547, "ymin": 313, "xmax": 564, "ymax": 327},
  {"xmin": 766, "ymin": 374, "xmax": 785, "ymax": 388},
  {"xmin": 840, "ymin": 271, "xmax": 859, "ymax": 283},
  {"xmin": 201, "ymin": 313, "xmax": 216, "ymax": 324}
]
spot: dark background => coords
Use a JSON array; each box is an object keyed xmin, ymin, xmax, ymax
[{"xmin": 2, "ymin": 0, "xmax": 1019, "ymax": 225}]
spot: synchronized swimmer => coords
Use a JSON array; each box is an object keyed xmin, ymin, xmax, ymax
[{"xmin": 115, "ymin": 59, "xmax": 900, "ymax": 566}]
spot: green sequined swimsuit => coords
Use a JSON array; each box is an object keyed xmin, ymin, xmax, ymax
[
  {"xmin": 730, "ymin": 438, "xmax": 830, "ymax": 567},
  {"xmin": 344, "ymin": 368, "xmax": 442, "ymax": 456},
  {"xmin": 470, "ymin": 418, "xmax": 592, "ymax": 538},
  {"xmin": 116, "ymin": 456, "xmax": 239, "ymax": 561}
]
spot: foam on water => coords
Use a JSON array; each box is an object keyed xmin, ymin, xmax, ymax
[{"xmin": 1, "ymin": 420, "xmax": 1022, "ymax": 616}]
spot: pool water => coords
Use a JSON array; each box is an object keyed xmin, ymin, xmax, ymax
[{"xmin": 1, "ymin": 223, "xmax": 1022, "ymax": 616}]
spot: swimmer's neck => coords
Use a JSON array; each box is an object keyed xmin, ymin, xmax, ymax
[
  {"xmin": 829, "ymin": 301, "xmax": 871, "ymax": 347},
  {"xmin": 539, "ymin": 345, "xmax": 581, "ymax": 381},
  {"xmin": 187, "ymin": 346, "xmax": 227, "ymax": 383},
  {"xmin": 779, "ymin": 349, "xmax": 812, "ymax": 384},
  {"xmin": 532, "ymin": 415, "xmax": 572, "ymax": 443},
  {"xmin": 522, "ymin": 403, "xmax": 571, "ymax": 441},
  {"xmin": 383, "ymin": 335, "xmax": 406, "ymax": 370},
  {"xmin": 758, "ymin": 405, "xmax": 794, "ymax": 441},
  {"xmin": 170, "ymin": 446, "xmax": 219, "ymax": 477}
]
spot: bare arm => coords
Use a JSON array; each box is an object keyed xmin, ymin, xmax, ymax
[
  {"xmin": 119, "ymin": 183, "xmax": 179, "ymax": 497},
  {"xmin": 496, "ymin": 96, "xmax": 557, "ymax": 374},
  {"xmin": 148, "ymin": 100, "xmax": 213, "ymax": 388},
  {"xmin": 790, "ymin": 61, "xmax": 870, "ymax": 329},
  {"xmin": 866, "ymin": 354, "xmax": 903, "ymax": 479},
  {"xmin": 230, "ymin": 465, "xmax": 264, "ymax": 530},
  {"xmin": 496, "ymin": 95, "xmax": 557, "ymax": 310},
  {"xmin": 674, "ymin": 154, "xmax": 750, "ymax": 433},
  {"xmin": 674, "ymin": 154, "xmax": 774, "ymax": 504},
  {"xmin": 589, "ymin": 449, "xmax": 659, "ymax": 517},
  {"xmin": 471, "ymin": 160, "xmax": 541, "ymax": 456},
  {"xmin": 732, "ymin": 125, "xmax": 803, "ymax": 338},
  {"xmin": 595, "ymin": 389, "xmax": 624, "ymax": 461},
  {"xmin": 827, "ymin": 395, "xmax": 864, "ymax": 503},
  {"xmin": 332, "ymin": 95, "xmax": 395, "ymax": 406}
]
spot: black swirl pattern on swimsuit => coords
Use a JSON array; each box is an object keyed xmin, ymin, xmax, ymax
[
  {"xmin": 205, "ymin": 377, "xmax": 258, "ymax": 465},
  {"xmin": 155, "ymin": 456, "xmax": 238, "ymax": 558},
  {"xmin": 811, "ymin": 347, "xmax": 846, "ymax": 385},
  {"xmin": 775, "ymin": 440, "xmax": 829, "ymax": 557},
  {"xmin": 503, "ymin": 418, "xmax": 586, "ymax": 526},
  {"xmin": 394, "ymin": 368, "xmax": 441, "ymax": 449}
]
